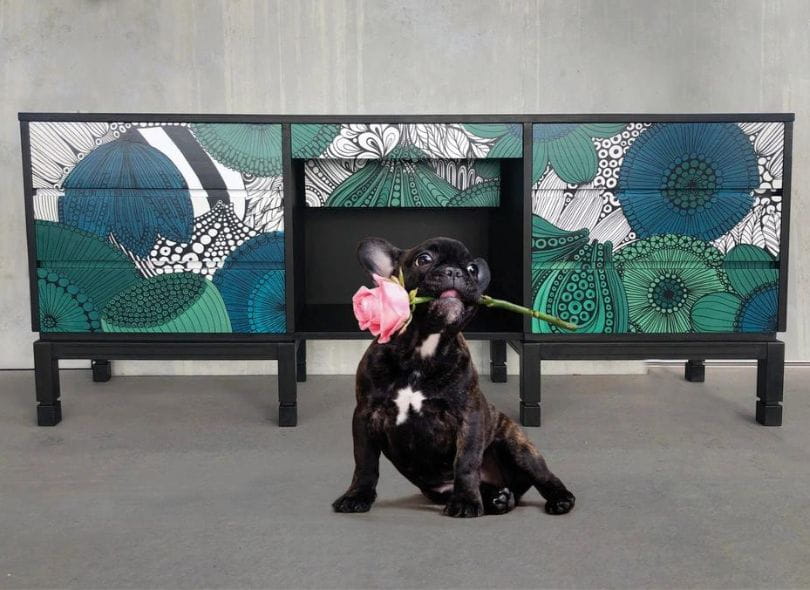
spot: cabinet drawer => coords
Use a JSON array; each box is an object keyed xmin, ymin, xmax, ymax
[
  {"xmin": 532, "ymin": 121, "xmax": 783, "ymax": 188},
  {"xmin": 531, "ymin": 259, "xmax": 778, "ymax": 335},
  {"xmin": 35, "ymin": 262, "xmax": 287, "ymax": 335},
  {"xmin": 530, "ymin": 216, "xmax": 779, "ymax": 335},
  {"xmin": 34, "ymin": 221, "xmax": 287, "ymax": 334},
  {"xmin": 292, "ymin": 123, "xmax": 522, "ymax": 159},
  {"xmin": 304, "ymin": 158, "xmax": 502, "ymax": 208},
  {"xmin": 31, "ymin": 121, "xmax": 283, "ymax": 190},
  {"xmin": 531, "ymin": 120, "xmax": 783, "ymax": 259}
]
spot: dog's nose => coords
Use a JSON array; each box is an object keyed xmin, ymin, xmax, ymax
[{"xmin": 443, "ymin": 267, "xmax": 463, "ymax": 279}]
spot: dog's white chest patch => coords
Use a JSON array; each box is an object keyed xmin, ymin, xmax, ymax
[
  {"xmin": 418, "ymin": 333, "xmax": 441, "ymax": 359},
  {"xmin": 394, "ymin": 386, "xmax": 425, "ymax": 425}
]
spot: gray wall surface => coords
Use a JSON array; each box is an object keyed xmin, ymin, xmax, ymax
[{"xmin": 1, "ymin": 0, "xmax": 808, "ymax": 374}]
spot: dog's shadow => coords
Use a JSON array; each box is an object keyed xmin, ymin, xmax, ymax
[
  {"xmin": 374, "ymin": 493, "xmax": 546, "ymax": 513},
  {"xmin": 374, "ymin": 494, "xmax": 439, "ymax": 513}
]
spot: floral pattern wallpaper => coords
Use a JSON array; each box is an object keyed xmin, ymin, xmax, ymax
[
  {"xmin": 29, "ymin": 122, "xmax": 286, "ymax": 334},
  {"xmin": 531, "ymin": 121, "xmax": 783, "ymax": 334}
]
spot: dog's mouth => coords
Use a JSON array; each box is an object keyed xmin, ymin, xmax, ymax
[{"xmin": 439, "ymin": 289, "xmax": 460, "ymax": 299}]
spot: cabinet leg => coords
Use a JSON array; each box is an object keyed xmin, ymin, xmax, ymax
[
  {"xmin": 91, "ymin": 359, "xmax": 112, "ymax": 383},
  {"xmin": 489, "ymin": 340, "xmax": 507, "ymax": 383},
  {"xmin": 277, "ymin": 342, "xmax": 297, "ymax": 427},
  {"xmin": 296, "ymin": 339, "xmax": 307, "ymax": 383},
  {"xmin": 519, "ymin": 342, "xmax": 541, "ymax": 427},
  {"xmin": 34, "ymin": 341, "xmax": 61, "ymax": 426},
  {"xmin": 756, "ymin": 341, "xmax": 784, "ymax": 426},
  {"xmin": 684, "ymin": 359, "xmax": 705, "ymax": 383}
]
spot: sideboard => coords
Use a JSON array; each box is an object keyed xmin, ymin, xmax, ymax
[{"xmin": 19, "ymin": 113, "xmax": 793, "ymax": 427}]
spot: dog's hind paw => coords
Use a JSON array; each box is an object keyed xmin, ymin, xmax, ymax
[
  {"xmin": 332, "ymin": 491, "xmax": 375, "ymax": 513},
  {"xmin": 544, "ymin": 491, "xmax": 575, "ymax": 515},
  {"xmin": 489, "ymin": 487, "xmax": 516, "ymax": 515}
]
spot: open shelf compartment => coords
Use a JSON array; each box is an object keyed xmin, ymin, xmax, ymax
[{"xmin": 290, "ymin": 158, "xmax": 526, "ymax": 336}]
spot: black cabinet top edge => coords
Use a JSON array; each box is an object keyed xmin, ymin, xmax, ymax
[{"xmin": 18, "ymin": 112, "xmax": 795, "ymax": 123}]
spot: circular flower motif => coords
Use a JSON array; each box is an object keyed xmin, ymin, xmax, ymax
[
  {"xmin": 617, "ymin": 123, "xmax": 759, "ymax": 240},
  {"xmin": 291, "ymin": 124, "xmax": 342, "ymax": 158},
  {"xmin": 738, "ymin": 286, "xmax": 778, "ymax": 331},
  {"xmin": 533, "ymin": 123, "xmax": 626, "ymax": 184},
  {"xmin": 60, "ymin": 135, "xmax": 194, "ymax": 257},
  {"xmin": 691, "ymin": 244, "xmax": 778, "ymax": 333},
  {"xmin": 247, "ymin": 270, "xmax": 286, "ymax": 333},
  {"xmin": 648, "ymin": 273, "xmax": 689, "ymax": 315},
  {"xmin": 37, "ymin": 269, "xmax": 101, "ymax": 333},
  {"xmin": 212, "ymin": 232, "xmax": 286, "ymax": 333},
  {"xmin": 614, "ymin": 235, "xmax": 728, "ymax": 333},
  {"xmin": 192, "ymin": 123, "xmax": 282, "ymax": 177}
]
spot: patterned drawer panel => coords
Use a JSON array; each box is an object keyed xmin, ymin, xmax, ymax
[
  {"xmin": 35, "ymin": 259, "xmax": 286, "ymax": 335},
  {"xmin": 531, "ymin": 121, "xmax": 784, "ymax": 260},
  {"xmin": 30, "ymin": 122, "xmax": 282, "ymax": 189},
  {"xmin": 34, "ymin": 218, "xmax": 286, "ymax": 335},
  {"xmin": 304, "ymin": 158, "xmax": 501, "ymax": 208},
  {"xmin": 530, "ymin": 216, "xmax": 779, "ymax": 334},
  {"xmin": 292, "ymin": 123, "xmax": 522, "ymax": 159},
  {"xmin": 30, "ymin": 121, "xmax": 284, "ymax": 256}
]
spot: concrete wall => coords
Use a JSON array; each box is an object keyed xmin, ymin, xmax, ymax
[{"xmin": 1, "ymin": 0, "xmax": 808, "ymax": 376}]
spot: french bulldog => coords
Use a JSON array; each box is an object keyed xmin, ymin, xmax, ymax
[{"xmin": 332, "ymin": 236, "xmax": 575, "ymax": 517}]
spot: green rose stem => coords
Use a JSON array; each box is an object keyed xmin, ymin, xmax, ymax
[
  {"xmin": 478, "ymin": 295, "xmax": 578, "ymax": 331},
  {"xmin": 406, "ymin": 291, "xmax": 578, "ymax": 331}
]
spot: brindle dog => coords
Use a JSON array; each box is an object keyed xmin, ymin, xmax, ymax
[{"xmin": 332, "ymin": 237, "xmax": 575, "ymax": 517}]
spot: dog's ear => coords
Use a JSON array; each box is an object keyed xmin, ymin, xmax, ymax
[
  {"xmin": 471, "ymin": 257, "xmax": 491, "ymax": 292},
  {"xmin": 357, "ymin": 237, "xmax": 403, "ymax": 278}
]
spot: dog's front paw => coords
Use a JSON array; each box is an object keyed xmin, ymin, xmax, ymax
[
  {"xmin": 332, "ymin": 490, "xmax": 376, "ymax": 513},
  {"xmin": 443, "ymin": 496, "xmax": 484, "ymax": 518},
  {"xmin": 545, "ymin": 490, "xmax": 575, "ymax": 515}
]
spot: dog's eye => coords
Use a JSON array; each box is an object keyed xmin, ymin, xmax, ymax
[
  {"xmin": 415, "ymin": 252, "xmax": 433, "ymax": 267},
  {"xmin": 466, "ymin": 263, "xmax": 478, "ymax": 277}
]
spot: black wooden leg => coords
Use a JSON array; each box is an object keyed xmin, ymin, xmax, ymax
[
  {"xmin": 756, "ymin": 341, "xmax": 784, "ymax": 426},
  {"xmin": 34, "ymin": 341, "xmax": 61, "ymax": 426},
  {"xmin": 296, "ymin": 339, "xmax": 307, "ymax": 383},
  {"xmin": 519, "ymin": 342, "xmax": 541, "ymax": 427},
  {"xmin": 684, "ymin": 359, "xmax": 705, "ymax": 382},
  {"xmin": 277, "ymin": 342, "xmax": 297, "ymax": 427},
  {"xmin": 490, "ymin": 339, "xmax": 507, "ymax": 383},
  {"xmin": 91, "ymin": 359, "xmax": 112, "ymax": 382}
]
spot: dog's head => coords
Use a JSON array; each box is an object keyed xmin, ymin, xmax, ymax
[{"xmin": 358, "ymin": 236, "xmax": 491, "ymax": 332}]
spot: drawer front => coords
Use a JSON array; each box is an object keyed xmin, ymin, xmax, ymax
[
  {"xmin": 29, "ymin": 121, "xmax": 287, "ymax": 334},
  {"xmin": 530, "ymin": 121, "xmax": 783, "ymax": 335},
  {"xmin": 304, "ymin": 158, "xmax": 502, "ymax": 208},
  {"xmin": 530, "ymin": 217, "xmax": 779, "ymax": 335},
  {"xmin": 291, "ymin": 123, "xmax": 523, "ymax": 159}
]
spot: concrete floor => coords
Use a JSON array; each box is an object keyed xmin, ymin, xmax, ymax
[{"xmin": 0, "ymin": 367, "xmax": 809, "ymax": 589}]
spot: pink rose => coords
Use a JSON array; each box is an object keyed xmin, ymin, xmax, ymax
[{"xmin": 352, "ymin": 274, "xmax": 411, "ymax": 343}]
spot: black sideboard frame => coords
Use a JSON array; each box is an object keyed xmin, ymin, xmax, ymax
[
  {"xmin": 19, "ymin": 113, "xmax": 794, "ymax": 429},
  {"xmin": 509, "ymin": 339, "xmax": 785, "ymax": 427},
  {"xmin": 33, "ymin": 339, "xmax": 298, "ymax": 427}
]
